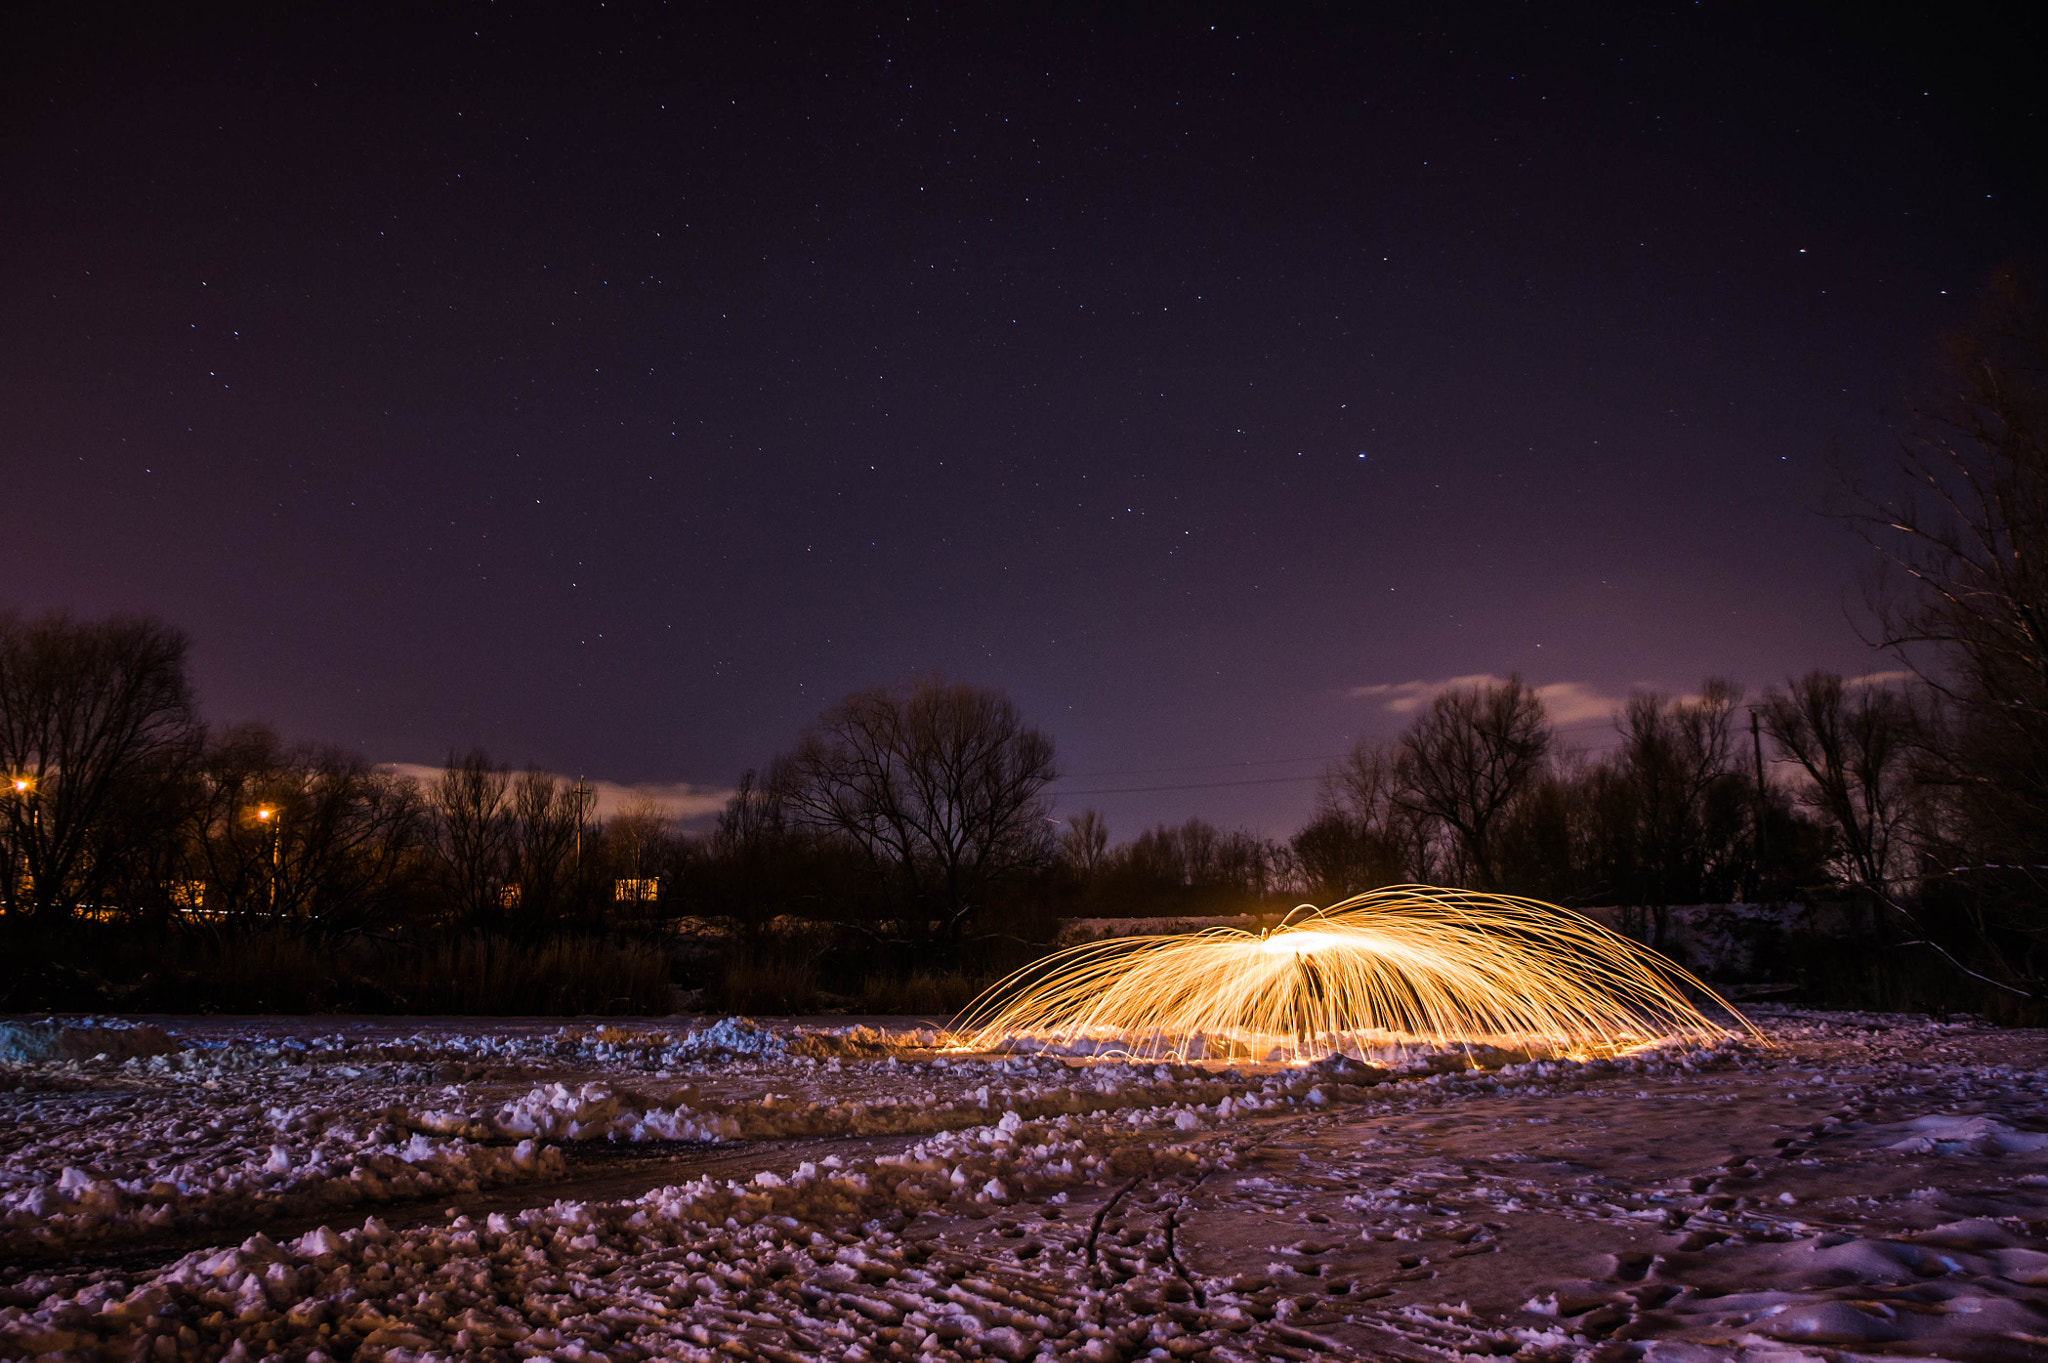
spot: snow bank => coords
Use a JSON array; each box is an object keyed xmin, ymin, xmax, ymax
[
  {"xmin": 0, "ymin": 1017, "xmax": 178, "ymax": 1064},
  {"xmin": 0, "ymin": 1102, "xmax": 1200, "ymax": 1363},
  {"xmin": 0, "ymin": 1110, "xmax": 566, "ymax": 1253},
  {"xmin": 2, "ymin": 1006, "xmax": 2041, "ymax": 1360}
]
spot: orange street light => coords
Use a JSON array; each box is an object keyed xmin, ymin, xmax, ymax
[
  {"xmin": 9, "ymin": 777, "xmax": 37, "ymax": 828},
  {"xmin": 7, "ymin": 777, "xmax": 39, "ymax": 912},
  {"xmin": 252, "ymin": 806, "xmax": 282, "ymax": 913}
]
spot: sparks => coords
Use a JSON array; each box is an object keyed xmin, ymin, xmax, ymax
[{"xmin": 952, "ymin": 885, "xmax": 1755, "ymax": 1063}]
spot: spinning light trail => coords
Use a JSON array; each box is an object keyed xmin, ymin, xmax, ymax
[{"xmin": 953, "ymin": 885, "xmax": 1753, "ymax": 1062}]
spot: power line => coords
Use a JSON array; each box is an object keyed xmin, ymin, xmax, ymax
[
  {"xmin": 1057, "ymin": 753, "xmax": 1339, "ymax": 779},
  {"xmin": 1051, "ymin": 716, "xmax": 1630, "ymax": 796},
  {"xmin": 1054, "ymin": 773, "xmax": 1327, "ymax": 797}
]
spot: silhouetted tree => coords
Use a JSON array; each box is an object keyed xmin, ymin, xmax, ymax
[
  {"xmin": 196, "ymin": 724, "xmax": 427, "ymax": 924},
  {"xmin": 770, "ymin": 677, "xmax": 1057, "ymax": 956},
  {"xmin": 507, "ymin": 768, "xmax": 591, "ymax": 924},
  {"xmin": 1059, "ymin": 808, "xmax": 1110, "ymax": 879},
  {"xmin": 1857, "ymin": 268, "xmax": 2048, "ymax": 818},
  {"xmin": 603, "ymin": 794, "xmax": 677, "ymax": 920},
  {"xmin": 430, "ymin": 750, "xmax": 511, "ymax": 926},
  {"xmin": 0, "ymin": 612, "xmax": 202, "ymax": 918},
  {"xmin": 1609, "ymin": 681, "xmax": 1751, "ymax": 904},
  {"xmin": 1491, "ymin": 760, "xmax": 1600, "ymax": 906},
  {"xmin": 1850, "ymin": 265, "xmax": 2048, "ymax": 992},
  {"xmin": 1295, "ymin": 740, "xmax": 1435, "ymax": 899},
  {"xmin": 705, "ymin": 769, "xmax": 803, "ymax": 932},
  {"xmin": 1763, "ymin": 672, "xmax": 1925, "ymax": 897},
  {"xmin": 1395, "ymin": 677, "xmax": 1552, "ymax": 889},
  {"xmin": 1117, "ymin": 819, "xmax": 1281, "ymax": 902}
]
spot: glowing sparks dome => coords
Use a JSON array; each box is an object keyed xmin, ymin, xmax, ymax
[{"xmin": 953, "ymin": 886, "xmax": 1754, "ymax": 1063}]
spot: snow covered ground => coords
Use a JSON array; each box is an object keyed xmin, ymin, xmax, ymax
[{"xmin": 1, "ymin": 1007, "xmax": 2044, "ymax": 1361}]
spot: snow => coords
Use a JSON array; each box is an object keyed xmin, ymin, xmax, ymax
[
  {"xmin": 0, "ymin": 1016, "xmax": 178, "ymax": 1064},
  {"xmin": 1880, "ymin": 1112, "xmax": 2048, "ymax": 1155},
  {"xmin": 1, "ymin": 1006, "xmax": 2044, "ymax": 1360}
]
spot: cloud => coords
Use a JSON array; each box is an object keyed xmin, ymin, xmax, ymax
[
  {"xmin": 1349, "ymin": 674, "xmax": 1626, "ymax": 726},
  {"xmin": 1846, "ymin": 669, "xmax": 1916, "ymax": 689},
  {"xmin": 1529, "ymin": 680, "xmax": 1627, "ymax": 725},
  {"xmin": 1348, "ymin": 673, "xmax": 1503, "ymax": 714},
  {"xmin": 380, "ymin": 764, "xmax": 733, "ymax": 824}
]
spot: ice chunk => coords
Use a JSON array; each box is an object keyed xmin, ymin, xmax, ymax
[
  {"xmin": 1884, "ymin": 1114, "xmax": 2048, "ymax": 1155},
  {"xmin": 293, "ymin": 1226, "xmax": 344, "ymax": 1257}
]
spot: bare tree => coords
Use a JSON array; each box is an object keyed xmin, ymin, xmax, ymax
[
  {"xmin": 430, "ymin": 750, "xmax": 511, "ymax": 926},
  {"xmin": 1119, "ymin": 819, "xmax": 1279, "ymax": 900},
  {"xmin": 1612, "ymin": 680, "xmax": 1745, "ymax": 904},
  {"xmin": 0, "ymin": 612, "xmax": 202, "ymax": 917},
  {"xmin": 712, "ymin": 769, "xmax": 783, "ymax": 857},
  {"xmin": 708, "ymin": 769, "xmax": 814, "ymax": 934},
  {"xmin": 197, "ymin": 724, "xmax": 427, "ymax": 924},
  {"xmin": 1762, "ymin": 672, "xmax": 1924, "ymax": 897},
  {"xmin": 1854, "ymin": 268, "xmax": 2048, "ymax": 800},
  {"xmin": 1846, "ymin": 267, "xmax": 2048, "ymax": 990},
  {"xmin": 607, "ymin": 795, "xmax": 675, "ymax": 886},
  {"xmin": 1060, "ymin": 808, "xmax": 1110, "ymax": 878},
  {"xmin": 1294, "ymin": 739, "xmax": 1436, "ymax": 899},
  {"xmin": 1395, "ymin": 677, "xmax": 1552, "ymax": 889},
  {"xmin": 1489, "ymin": 760, "xmax": 1598, "ymax": 907},
  {"xmin": 508, "ymin": 768, "xmax": 587, "ymax": 923},
  {"xmin": 771, "ymin": 676, "xmax": 1056, "ymax": 953}
]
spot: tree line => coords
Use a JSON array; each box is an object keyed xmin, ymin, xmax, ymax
[
  {"xmin": 0, "ymin": 613, "xmax": 2027, "ymax": 998},
  {"xmin": 5, "ymin": 268, "xmax": 2045, "ymax": 1007},
  {"xmin": 0, "ymin": 614, "xmax": 680, "ymax": 932}
]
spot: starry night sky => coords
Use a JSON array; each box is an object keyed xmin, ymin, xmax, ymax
[{"xmin": 4, "ymin": 4, "xmax": 2043, "ymax": 835}]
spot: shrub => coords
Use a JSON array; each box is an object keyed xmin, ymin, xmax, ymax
[
  {"xmin": 857, "ymin": 970, "xmax": 988, "ymax": 1016},
  {"xmin": 712, "ymin": 950, "xmax": 819, "ymax": 1015}
]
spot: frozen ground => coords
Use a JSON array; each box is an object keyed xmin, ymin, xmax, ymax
[{"xmin": 1, "ymin": 1008, "xmax": 2044, "ymax": 1362}]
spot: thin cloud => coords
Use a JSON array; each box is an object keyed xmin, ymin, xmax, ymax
[
  {"xmin": 1349, "ymin": 674, "xmax": 1626, "ymax": 725},
  {"xmin": 380, "ymin": 764, "xmax": 733, "ymax": 824},
  {"xmin": 1846, "ymin": 669, "xmax": 1916, "ymax": 689},
  {"xmin": 1531, "ymin": 680, "xmax": 1629, "ymax": 725},
  {"xmin": 1348, "ymin": 673, "xmax": 1502, "ymax": 714}
]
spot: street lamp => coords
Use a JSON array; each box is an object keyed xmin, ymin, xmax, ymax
[
  {"xmin": 255, "ymin": 805, "xmax": 280, "ymax": 915},
  {"xmin": 6, "ymin": 776, "xmax": 39, "ymax": 913}
]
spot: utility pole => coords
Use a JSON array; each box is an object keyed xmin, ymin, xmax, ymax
[{"xmin": 1749, "ymin": 710, "xmax": 1770, "ymax": 899}]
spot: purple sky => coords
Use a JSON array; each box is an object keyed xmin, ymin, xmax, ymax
[{"xmin": 5, "ymin": 4, "xmax": 2043, "ymax": 837}]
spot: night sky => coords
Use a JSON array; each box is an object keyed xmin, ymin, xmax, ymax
[{"xmin": 5, "ymin": 4, "xmax": 2043, "ymax": 836}]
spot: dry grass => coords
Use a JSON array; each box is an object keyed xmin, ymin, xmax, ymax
[
  {"xmin": 2, "ymin": 926, "xmax": 675, "ymax": 1016},
  {"xmin": 857, "ymin": 970, "xmax": 987, "ymax": 1016},
  {"xmin": 712, "ymin": 951, "xmax": 819, "ymax": 1015},
  {"xmin": 382, "ymin": 936, "xmax": 673, "ymax": 1015}
]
